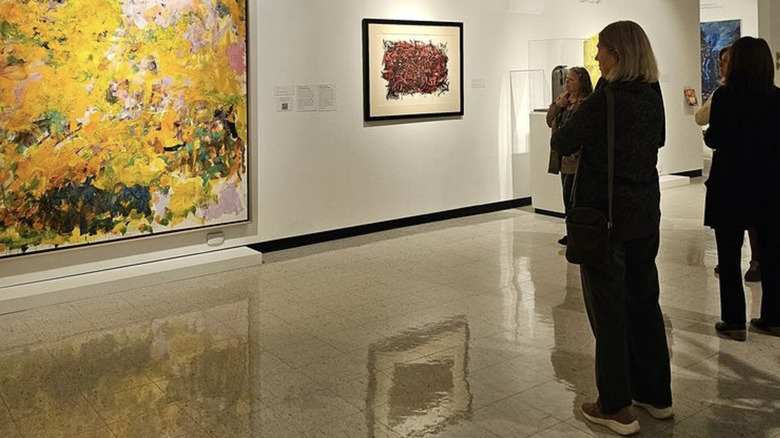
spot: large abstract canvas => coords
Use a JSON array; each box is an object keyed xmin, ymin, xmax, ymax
[
  {"xmin": 0, "ymin": 0, "xmax": 249, "ymax": 257},
  {"xmin": 700, "ymin": 19, "xmax": 740, "ymax": 101},
  {"xmin": 363, "ymin": 19, "xmax": 463, "ymax": 121}
]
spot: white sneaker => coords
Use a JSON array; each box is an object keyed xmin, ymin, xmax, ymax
[{"xmin": 632, "ymin": 400, "xmax": 674, "ymax": 420}]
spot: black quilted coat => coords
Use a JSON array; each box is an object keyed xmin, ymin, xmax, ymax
[{"xmin": 551, "ymin": 81, "xmax": 665, "ymax": 241}]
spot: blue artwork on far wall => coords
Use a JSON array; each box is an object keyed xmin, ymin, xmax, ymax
[{"xmin": 700, "ymin": 19, "xmax": 741, "ymax": 101}]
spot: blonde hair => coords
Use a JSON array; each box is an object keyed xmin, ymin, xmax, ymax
[{"xmin": 598, "ymin": 21, "xmax": 659, "ymax": 83}]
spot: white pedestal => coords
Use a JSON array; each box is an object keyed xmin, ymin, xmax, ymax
[{"xmin": 529, "ymin": 111, "xmax": 565, "ymax": 216}]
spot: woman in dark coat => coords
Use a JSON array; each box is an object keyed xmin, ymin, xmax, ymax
[
  {"xmin": 551, "ymin": 21, "xmax": 672, "ymax": 436},
  {"xmin": 704, "ymin": 36, "xmax": 780, "ymax": 340}
]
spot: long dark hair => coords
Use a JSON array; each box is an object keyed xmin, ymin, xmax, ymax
[
  {"xmin": 725, "ymin": 37, "xmax": 775, "ymax": 95},
  {"xmin": 569, "ymin": 67, "xmax": 593, "ymax": 98}
]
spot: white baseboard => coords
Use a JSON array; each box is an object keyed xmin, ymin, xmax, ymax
[{"xmin": 0, "ymin": 247, "xmax": 263, "ymax": 315}]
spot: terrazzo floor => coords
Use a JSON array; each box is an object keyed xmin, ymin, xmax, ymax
[{"xmin": 1, "ymin": 179, "xmax": 778, "ymax": 437}]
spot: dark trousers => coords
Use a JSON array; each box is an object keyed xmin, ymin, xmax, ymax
[
  {"xmin": 580, "ymin": 231, "xmax": 672, "ymax": 413},
  {"xmin": 716, "ymin": 224, "xmax": 780, "ymax": 325},
  {"xmin": 561, "ymin": 173, "xmax": 575, "ymax": 215},
  {"xmin": 714, "ymin": 228, "xmax": 747, "ymax": 324},
  {"xmin": 748, "ymin": 228, "xmax": 760, "ymax": 263}
]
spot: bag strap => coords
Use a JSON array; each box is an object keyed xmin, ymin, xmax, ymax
[
  {"xmin": 568, "ymin": 86, "xmax": 615, "ymax": 227},
  {"xmin": 605, "ymin": 87, "xmax": 614, "ymax": 228}
]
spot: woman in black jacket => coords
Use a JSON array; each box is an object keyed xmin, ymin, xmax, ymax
[
  {"xmin": 551, "ymin": 21, "xmax": 672, "ymax": 436},
  {"xmin": 704, "ymin": 36, "xmax": 780, "ymax": 340}
]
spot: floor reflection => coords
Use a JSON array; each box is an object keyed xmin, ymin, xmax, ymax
[
  {"xmin": 0, "ymin": 298, "xmax": 250, "ymax": 437},
  {"xmin": 548, "ymin": 261, "xmax": 594, "ymax": 421},
  {"xmin": 2, "ymin": 183, "xmax": 780, "ymax": 437},
  {"xmin": 367, "ymin": 317, "xmax": 471, "ymax": 437}
]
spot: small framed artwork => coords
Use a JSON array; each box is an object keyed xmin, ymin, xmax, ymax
[
  {"xmin": 362, "ymin": 18, "xmax": 464, "ymax": 121},
  {"xmin": 683, "ymin": 87, "xmax": 698, "ymax": 106}
]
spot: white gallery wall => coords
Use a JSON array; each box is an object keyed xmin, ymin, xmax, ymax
[
  {"xmin": 257, "ymin": 0, "xmax": 526, "ymax": 241},
  {"xmin": 701, "ymin": 0, "xmax": 758, "ymax": 35},
  {"xmin": 257, "ymin": 0, "xmax": 704, "ymax": 241},
  {"xmin": 757, "ymin": 0, "xmax": 780, "ymax": 87},
  {"xmin": 3, "ymin": 0, "xmax": 706, "ymax": 294}
]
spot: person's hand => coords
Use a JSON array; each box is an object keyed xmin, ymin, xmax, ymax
[{"xmin": 555, "ymin": 92, "xmax": 570, "ymax": 108}]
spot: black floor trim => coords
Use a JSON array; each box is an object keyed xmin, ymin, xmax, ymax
[
  {"xmin": 250, "ymin": 198, "xmax": 531, "ymax": 253},
  {"xmin": 671, "ymin": 169, "xmax": 703, "ymax": 178},
  {"xmin": 533, "ymin": 208, "xmax": 566, "ymax": 219}
]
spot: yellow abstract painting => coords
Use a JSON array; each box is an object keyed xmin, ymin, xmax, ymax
[
  {"xmin": 0, "ymin": 0, "xmax": 248, "ymax": 256},
  {"xmin": 583, "ymin": 33, "xmax": 601, "ymax": 86}
]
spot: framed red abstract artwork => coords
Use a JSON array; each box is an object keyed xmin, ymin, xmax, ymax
[{"xmin": 362, "ymin": 19, "xmax": 463, "ymax": 122}]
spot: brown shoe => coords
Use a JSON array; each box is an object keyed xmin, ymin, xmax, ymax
[{"xmin": 581, "ymin": 402, "xmax": 640, "ymax": 436}]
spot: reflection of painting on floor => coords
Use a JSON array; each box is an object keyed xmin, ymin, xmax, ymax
[
  {"xmin": 0, "ymin": 0, "xmax": 249, "ymax": 257},
  {"xmin": 367, "ymin": 317, "xmax": 471, "ymax": 438},
  {"xmin": 0, "ymin": 300, "xmax": 250, "ymax": 436},
  {"xmin": 700, "ymin": 20, "xmax": 740, "ymax": 101}
]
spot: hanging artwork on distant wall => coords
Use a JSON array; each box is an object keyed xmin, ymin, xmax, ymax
[
  {"xmin": 700, "ymin": 19, "xmax": 740, "ymax": 101},
  {"xmin": 362, "ymin": 19, "xmax": 463, "ymax": 121},
  {"xmin": 583, "ymin": 33, "xmax": 601, "ymax": 86},
  {"xmin": 684, "ymin": 87, "xmax": 698, "ymax": 106},
  {"xmin": 0, "ymin": 0, "xmax": 249, "ymax": 257}
]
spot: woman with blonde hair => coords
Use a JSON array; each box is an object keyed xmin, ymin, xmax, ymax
[{"xmin": 551, "ymin": 21, "xmax": 672, "ymax": 435}]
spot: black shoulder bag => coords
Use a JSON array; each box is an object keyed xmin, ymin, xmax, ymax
[{"xmin": 564, "ymin": 87, "xmax": 615, "ymax": 266}]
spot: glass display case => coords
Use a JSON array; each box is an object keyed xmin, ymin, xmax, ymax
[
  {"xmin": 509, "ymin": 69, "xmax": 545, "ymax": 154},
  {"xmin": 528, "ymin": 38, "xmax": 587, "ymax": 105}
]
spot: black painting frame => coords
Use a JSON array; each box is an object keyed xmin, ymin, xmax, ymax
[{"xmin": 362, "ymin": 18, "xmax": 464, "ymax": 122}]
